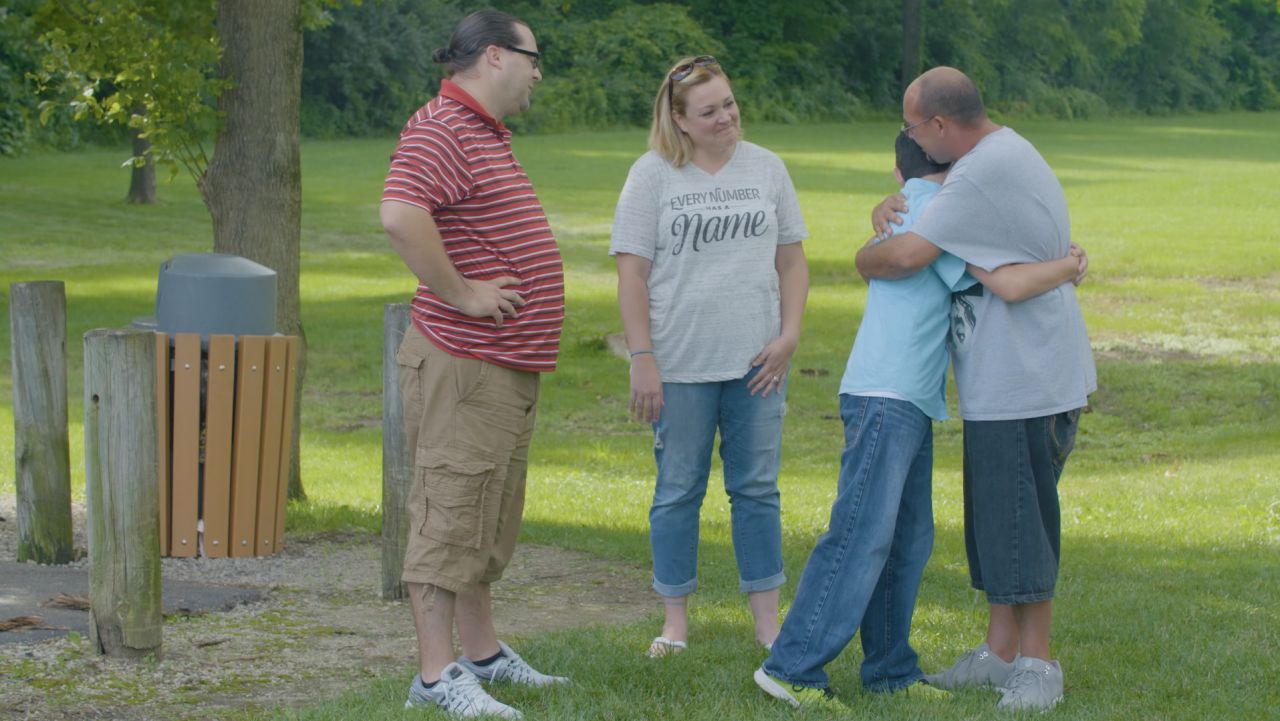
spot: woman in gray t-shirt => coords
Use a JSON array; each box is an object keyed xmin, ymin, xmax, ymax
[{"xmin": 609, "ymin": 56, "xmax": 809, "ymax": 658}]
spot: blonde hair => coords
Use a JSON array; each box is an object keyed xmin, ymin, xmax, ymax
[{"xmin": 648, "ymin": 57, "xmax": 732, "ymax": 168}]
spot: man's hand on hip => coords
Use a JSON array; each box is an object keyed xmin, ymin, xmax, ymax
[{"xmin": 451, "ymin": 276, "xmax": 527, "ymax": 327}]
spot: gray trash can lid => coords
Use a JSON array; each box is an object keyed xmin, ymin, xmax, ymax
[{"xmin": 162, "ymin": 253, "xmax": 276, "ymax": 278}]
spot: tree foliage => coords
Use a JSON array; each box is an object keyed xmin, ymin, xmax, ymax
[
  {"xmin": 553, "ymin": 0, "xmax": 1279, "ymax": 127},
  {"xmin": 1, "ymin": 0, "xmax": 121, "ymax": 155},
  {"xmin": 5, "ymin": 0, "xmax": 1280, "ymax": 148},
  {"xmin": 32, "ymin": 0, "xmax": 226, "ymax": 183},
  {"xmin": 301, "ymin": 0, "xmax": 462, "ymax": 138},
  {"xmin": 511, "ymin": 3, "xmax": 728, "ymax": 132}
]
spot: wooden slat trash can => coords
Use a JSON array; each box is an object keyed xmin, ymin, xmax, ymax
[{"xmin": 155, "ymin": 332, "xmax": 299, "ymax": 557}]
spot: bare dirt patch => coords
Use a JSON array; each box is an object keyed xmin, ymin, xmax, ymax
[{"xmin": 0, "ymin": 495, "xmax": 653, "ymax": 720}]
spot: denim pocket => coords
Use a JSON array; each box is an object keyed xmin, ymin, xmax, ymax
[
  {"xmin": 1049, "ymin": 408, "xmax": 1080, "ymax": 471},
  {"xmin": 417, "ymin": 453, "xmax": 496, "ymax": 549}
]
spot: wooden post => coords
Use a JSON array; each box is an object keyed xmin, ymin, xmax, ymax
[
  {"xmin": 85, "ymin": 330, "xmax": 162, "ymax": 655},
  {"xmin": 10, "ymin": 281, "xmax": 73, "ymax": 564},
  {"xmin": 381, "ymin": 304, "xmax": 412, "ymax": 600},
  {"xmin": 84, "ymin": 328, "xmax": 162, "ymax": 659}
]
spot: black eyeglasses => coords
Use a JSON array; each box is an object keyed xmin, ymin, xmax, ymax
[
  {"xmin": 667, "ymin": 55, "xmax": 719, "ymax": 106},
  {"xmin": 504, "ymin": 45, "xmax": 541, "ymax": 71},
  {"xmin": 900, "ymin": 115, "xmax": 936, "ymax": 136}
]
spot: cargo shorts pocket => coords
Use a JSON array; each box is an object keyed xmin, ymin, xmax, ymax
[{"xmin": 417, "ymin": 453, "xmax": 497, "ymax": 550}]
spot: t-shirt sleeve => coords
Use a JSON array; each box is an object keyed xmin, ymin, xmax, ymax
[
  {"xmin": 609, "ymin": 157, "xmax": 661, "ymax": 260},
  {"xmin": 382, "ymin": 119, "xmax": 473, "ymax": 212},
  {"xmin": 773, "ymin": 157, "xmax": 808, "ymax": 245},
  {"xmin": 931, "ymin": 252, "xmax": 976, "ymax": 292},
  {"xmin": 911, "ymin": 177, "xmax": 1009, "ymax": 273}
]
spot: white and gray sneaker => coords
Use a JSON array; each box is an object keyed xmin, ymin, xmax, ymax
[
  {"xmin": 405, "ymin": 663, "xmax": 523, "ymax": 718},
  {"xmin": 925, "ymin": 643, "xmax": 1016, "ymax": 690},
  {"xmin": 458, "ymin": 640, "xmax": 570, "ymax": 686},
  {"xmin": 997, "ymin": 656, "xmax": 1064, "ymax": 711}
]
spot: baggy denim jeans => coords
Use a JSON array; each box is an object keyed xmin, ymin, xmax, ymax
[
  {"xmin": 649, "ymin": 366, "xmax": 786, "ymax": 597},
  {"xmin": 962, "ymin": 409, "xmax": 1081, "ymax": 604},
  {"xmin": 763, "ymin": 394, "xmax": 934, "ymax": 691}
]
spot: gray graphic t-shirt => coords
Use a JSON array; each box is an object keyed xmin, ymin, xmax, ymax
[
  {"xmin": 911, "ymin": 127, "xmax": 1096, "ymax": 420},
  {"xmin": 610, "ymin": 142, "xmax": 807, "ymax": 382}
]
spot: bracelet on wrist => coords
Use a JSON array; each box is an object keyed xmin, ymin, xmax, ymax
[{"xmin": 629, "ymin": 349, "xmax": 654, "ymax": 358}]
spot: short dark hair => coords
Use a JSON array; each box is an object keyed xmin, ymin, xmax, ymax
[
  {"xmin": 895, "ymin": 133, "xmax": 950, "ymax": 180},
  {"xmin": 431, "ymin": 10, "xmax": 526, "ymax": 76},
  {"xmin": 916, "ymin": 72, "xmax": 985, "ymax": 125}
]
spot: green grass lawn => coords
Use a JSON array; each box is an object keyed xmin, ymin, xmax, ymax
[{"xmin": 2, "ymin": 112, "xmax": 1278, "ymax": 720}]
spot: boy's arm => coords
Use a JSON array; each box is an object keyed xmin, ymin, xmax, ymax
[{"xmin": 969, "ymin": 244, "xmax": 1088, "ymax": 302}]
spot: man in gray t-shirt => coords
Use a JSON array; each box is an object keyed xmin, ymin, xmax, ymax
[{"xmin": 858, "ymin": 67, "xmax": 1096, "ymax": 711}]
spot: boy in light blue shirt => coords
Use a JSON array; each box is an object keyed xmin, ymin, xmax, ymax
[
  {"xmin": 839, "ymin": 137, "xmax": 971, "ymax": 419},
  {"xmin": 755, "ymin": 135, "xmax": 1081, "ymax": 706}
]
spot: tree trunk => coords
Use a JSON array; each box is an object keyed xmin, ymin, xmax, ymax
[
  {"xmin": 901, "ymin": 0, "xmax": 923, "ymax": 95},
  {"xmin": 202, "ymin": 0, "xmax": 306, "ymax": 501},
  {"xmin": 126, "ymin": 105, "xmax": 156, "ymax": 204}
]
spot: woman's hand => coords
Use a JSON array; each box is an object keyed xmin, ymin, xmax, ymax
[
  {"xmin": 629, "ymin": 354, "xmax": 664, "ymax": 423},
  {"xmin": 748, "ymin": 334, "xmax": 798, "ymax": 397}
]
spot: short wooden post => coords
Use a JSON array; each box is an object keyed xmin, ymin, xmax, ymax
[
  {"xmin": 10, "ymin": 281, "xmax": 73, "ymax": 564},
  {"xmin": 381, "ymin": 304, "xmax": 412, "ymax": 600},
  {"xmin": 84, "ymin": 328, "xmax": 162, "ymax": 659}
]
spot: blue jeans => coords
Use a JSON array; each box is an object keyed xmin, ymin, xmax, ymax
[
  {"xmin": 764, "ymin": 395, "xmax": 934, "ymax": 691},
  {"xmin": 649, "ymin": 367, "xmax": 786, "ymax": 596}
]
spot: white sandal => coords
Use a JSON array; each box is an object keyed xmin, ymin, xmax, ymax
[{"xmin": 646, "ymin": 636, "xmax": 687, "ymax": 658}]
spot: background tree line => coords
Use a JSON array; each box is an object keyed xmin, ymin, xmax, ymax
[
  {"xmin": 3, "ymin": 0, "xmax": 1278, "ymax": 153},
  {"xmin": 295, "ymin": 0, "xmax": 1280, "ymax": 135}
]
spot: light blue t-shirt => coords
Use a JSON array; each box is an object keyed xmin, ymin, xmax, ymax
[{"xmin": 839, "ymin": 178, "xmax": 974, "ymax": 420}]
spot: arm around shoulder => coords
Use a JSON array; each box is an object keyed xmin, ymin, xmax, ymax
[
  {"xmin": 855, "ymin": 231, "xmax": 941, "ymax": 280},
  {"xmin": 968, "ymin": 254, "xmax": 1077, "ymax": 302}
]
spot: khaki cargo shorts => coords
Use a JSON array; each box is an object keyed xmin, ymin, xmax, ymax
[{"xmin": 396, "ymin": 328, "xmax": 540, "ymax": 592}]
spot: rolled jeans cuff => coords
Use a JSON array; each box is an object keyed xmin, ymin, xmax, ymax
[
  {"xmin": 740, "ymin": 570, "xmax": 786, "ymax": 594},
  {"xmin": 653, "ymin": 576, "xmax": 698, "ymax": 597}
]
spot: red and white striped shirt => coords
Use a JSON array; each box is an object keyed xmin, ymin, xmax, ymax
[{"xmin": 383, "ymin": 80, "xmax": 564, "ymax": 373}]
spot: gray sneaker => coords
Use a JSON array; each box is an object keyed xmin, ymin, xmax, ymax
[
  {"xmin": 405, "ymin": 663, "xmax": 523, "ymax": 718},
  {"xmin": 458, "ymin": 640, "xmax": 570, "ymax": 686},
  {"xmin": 997, "ymin": 656, "xmax": 1063, "ymax": 711},
  {"xmin": 925, "ymin": 643, "xmax": 1016, "ymax": 690}
]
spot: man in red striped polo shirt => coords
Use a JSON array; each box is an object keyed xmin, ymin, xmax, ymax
[{"xmin": 380, "ymin": 10, "xmax": 567, "ymax": 718}]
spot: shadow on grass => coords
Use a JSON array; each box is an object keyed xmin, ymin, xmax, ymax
[{"xmin": 262, "ymin": 512, "xmax": 1278, "ymax": 720}]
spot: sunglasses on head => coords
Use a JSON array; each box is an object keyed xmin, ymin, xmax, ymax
[{"xmin": 667, "ymin": 55, "xmax": 719, "ymax": 107}]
